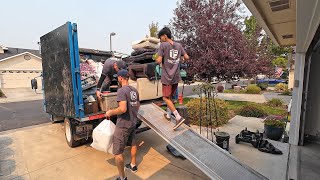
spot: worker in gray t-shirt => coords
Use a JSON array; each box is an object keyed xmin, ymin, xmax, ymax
[
  {"xmin": 156, "ymin": 27, "xmax": 189, "ymax": 130},
  {"xmin": 106, "ymin": 69, "xmax": 140, "ymax": 180},
  {"xmin": 96, "ymin": 58, "xmax": 127, "ymax": 98}
]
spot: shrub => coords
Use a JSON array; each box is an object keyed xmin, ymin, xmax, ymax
[
  {"xmin": 264, "ymin": 116, "xmax": 286, "ymax": 128},
  {"xmin": 246, "ymin": 85, "xmax": 261, "ymax": 94},
  {"xmin": 238, "ymin": 104, "xmax": 267, "ymax": 118},
  {"xmin": 275, "ymin": 83, "xmax": 288, "ymax": 92},
  {"xmin": 186, "ymin": 98, "xmax": 229, "ymax": 126},
  {"xmin": 267, "ymin": 98, "xmax": 284, "ymax": 107},
  {"xmin": 217, "ymin": 86, "xmax": 224, "ymax": 93},
  {"xmin": 281, "ymin": 90, "xmax": 292, "ymax": 96},
  {"xmin": 257, "ymin": 82, "xmax": 268, "ymax": 90}
]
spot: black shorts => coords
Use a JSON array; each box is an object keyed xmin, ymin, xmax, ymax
[{"xmin": 113, "ymin": 127, "xmax": 136, "ymax": 155}]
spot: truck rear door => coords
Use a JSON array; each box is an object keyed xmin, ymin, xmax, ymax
[{"xmin": 40, "ymin": 22, "xmax": 84, "ymax": 119}]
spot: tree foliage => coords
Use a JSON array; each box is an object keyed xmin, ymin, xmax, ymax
[
  {"xmin": 272, "ymin": 57, "xmax": 288, "ymax": 68},
  {"xmin": 171, "ymin": 0, "xmax": 271, "ymax": 81},
  {"xmin": 149, "ymin": 21, "xmax": 159, "ymax": 38}
]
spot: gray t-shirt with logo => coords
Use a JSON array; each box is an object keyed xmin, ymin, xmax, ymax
[
  {"xmin": 158, "ymin": 42, "xmax": 186, "ymax": 85},
  {"xmin": 116, "ymin": 85, "xmax": 140, "ymax": 129}
]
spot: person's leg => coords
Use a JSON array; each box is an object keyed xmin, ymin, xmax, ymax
[
  {"xmin": 113, "ymin": 127, "xmax": 127, "ymax": 179},
  {"xmin": 130, "ymin": 145, "xmax": 138, "ymax": 166},
  {"xmin": 162, "ymin": 84, "xmax": 182, "ymax": 121},
  {"xmin": 115, "ymin": 154, "xmax": 125, "ymax": 179},
  {"xmin": 170, "ymin": 84, "xmax": 186, "ymax": 130},
  {"xmin": 125, "ymin": 129, "xmax": 138, "ymax": 172},
  {"xmin": 163, "ymin": 96, "xmax": 176, "ymax": 115}
]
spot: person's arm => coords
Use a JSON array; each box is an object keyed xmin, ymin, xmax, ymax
[
  {"xmin": 183, "ymin": 53, "xmax": 189, "ymax": 61},
  {"xmin": 106, "ymin": 101, "xmax": 127, "ymax": 117},
  {"xmin": 181, "ymin": 46, "xmax": 189, "ymax": 62},
  {"xmin": 156, "ymin": 56, "xmax": 163, "ymax": 64},
  {"xmin": 97, "ymin": 74, "xmax": 107, "ymax": 90},
  {"xmin": 96, "ymin": 74, "xmax": 110, "ymax": 100}
]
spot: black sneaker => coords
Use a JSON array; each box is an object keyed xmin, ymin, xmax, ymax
[
  {"xmin": 116, "ymin": 177, "xmax": 127, "ymax": 180},
  {"xmin": 173, "ymin": 118, "xmax": 186, "ymax": 130},
  {"xmin": 125, "ymin": 163, "xmax": 138, "ymax": 173}
]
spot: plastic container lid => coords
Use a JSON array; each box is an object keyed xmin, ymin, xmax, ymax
[{"xmin": 215, "ymin": 131, "xmax": 230, "ymax": 138}]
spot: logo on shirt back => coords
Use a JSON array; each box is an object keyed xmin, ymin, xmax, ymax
[
  {"xmin": 130, "ymin": 91, "xmax": 138, "ymax": 106},
  {"xmin": 169, "ymin": 49, "xmax": 178, "ymax": 59},
  {"xmin": 168, "ymin": 49, "xmax": 180, "ymax": 64},
  {"xmin": 130, "ymin": 91, "xmax": 137, "ymax": 101}
]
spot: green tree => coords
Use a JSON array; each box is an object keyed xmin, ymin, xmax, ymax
[
  {"xmin": 149, "ymin": 21, "xmax": 159, "ymax": 38},
  {"xmin": 243, "ymin": 16, "xmax": 293, "ymax": 76},
  {"xmin": 272, "ymin": 57, "xmax": 288, "ymax": 68}
]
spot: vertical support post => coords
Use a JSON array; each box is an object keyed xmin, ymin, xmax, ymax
[
  {"xmin": 72, "ymin": 23, "xmax": 85, "ymax": 119},
  {"xmin": 289, "ymin": 53, "xmax": 306, "ymax": 145}
]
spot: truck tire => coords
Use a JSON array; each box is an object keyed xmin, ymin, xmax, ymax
[{"xmin": 64, "ymin": 118, "xmax": 80, "ymax": 148}]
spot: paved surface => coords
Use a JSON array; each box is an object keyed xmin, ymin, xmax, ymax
[
  {"xmin": 299, "ymin": 142, "xmax": 320, "ymax": 180},
  {"xmin": 0, "ymin": 88, "xmax": 43, "ymax": 104},
  {"xmin": 191, "ymin": 115, "xmax": 290, "ymax": 180},
  {"xmin": 188, "ymin": 92, "xmax": 292, "ymax": 104},
  {"xmin": 0, "ymin": 123, "xmax": 208, "ymax": 180},
  {"xmin": 0, "ymin": 100, "xmax": 50, "ymax": 132}
]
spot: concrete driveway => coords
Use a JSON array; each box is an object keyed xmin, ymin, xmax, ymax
[
  {"xmin": 0, "ymin": 123, "xmax": 208, "ymax": 180},
  {"xmin": 0, "ymin": 88, "xmax": 43, "ymax": 104},
  {"xmin": 0, "ymin": 100, "xmax": 50, "ymax": 131}
]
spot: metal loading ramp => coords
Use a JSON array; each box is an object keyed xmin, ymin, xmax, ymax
[{"xmin": 138, "ymin": 103, "xmax": 267, "ymax": 180}]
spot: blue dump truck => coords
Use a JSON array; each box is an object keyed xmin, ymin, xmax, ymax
[{"xmin": 37, "ymin": 22, "xmax": 146, "ymax": 147}]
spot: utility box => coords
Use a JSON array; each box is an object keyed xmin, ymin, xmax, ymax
[{"xmin": 100, "ymin": 92, "xmax": 118, "ymax": 111}]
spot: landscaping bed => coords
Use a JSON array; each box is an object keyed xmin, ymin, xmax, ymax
[{"xmin": 162, "ymin": 97, "xmax": 287, "ymax": 127}]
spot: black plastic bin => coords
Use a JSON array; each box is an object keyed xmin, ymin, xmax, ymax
[{"xmin": 215, "ymin": 131, "xmax": 230, "ymax": 151}]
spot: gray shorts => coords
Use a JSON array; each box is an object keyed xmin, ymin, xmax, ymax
[{"xmin": 113, "ymin": 127, "xmax": 136, "ymax": 155}]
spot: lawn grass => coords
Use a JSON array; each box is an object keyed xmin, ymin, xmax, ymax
[{"xmin": 226, "ymin": 100, "xmax": 287, "ymax": 117}]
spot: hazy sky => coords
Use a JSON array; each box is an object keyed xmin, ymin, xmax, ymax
[{"xmin": 1, "ymin": 0, "xmax": 250, "ymax": 54}]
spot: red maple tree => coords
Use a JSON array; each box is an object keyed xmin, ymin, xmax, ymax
[{"xmin": 171, "ymin": 0, "xmax": 272, "ymax": 81}]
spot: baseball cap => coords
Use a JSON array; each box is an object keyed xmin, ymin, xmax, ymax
[
  {"xmin": 115, "ymin": 60, "xmax": 127, "ymax": 70},
  {"xmin": 114, "ymin": 69, "xmax": 129, "ymax": 78}
]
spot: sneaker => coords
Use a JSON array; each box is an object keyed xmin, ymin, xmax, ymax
[
  {"xmin": 173, "ymin": 118, "xmax": 186, "ymax": 130},
  {"xmin": 116, "ymin": 177, "xmax": 127, "ymax": 180},
  {"xmin": 163, "ymin": 113, "xmax": 171, "ymax": 121},
  {"xmin": 125, "ymin": 163, "xmax": 138, "ymax": 173}
]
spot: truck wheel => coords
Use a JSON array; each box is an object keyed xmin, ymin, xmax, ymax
[{"xmin": 64, "ymin": 118, "xmax": 80, "ymax": 148}]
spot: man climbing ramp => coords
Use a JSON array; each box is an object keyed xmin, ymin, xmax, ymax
[{"xmin": 156, "ymin": 27, "xmax": 189, "ymax": 130}]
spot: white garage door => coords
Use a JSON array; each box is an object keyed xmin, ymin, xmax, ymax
[{"xmin": 0, "ymin": 71, "xmax": 42, "ymax": 89}]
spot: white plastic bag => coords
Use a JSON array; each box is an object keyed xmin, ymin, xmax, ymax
[{"xmin": 91, "ymin": 119, "xmax": 115, "ymax": 154}]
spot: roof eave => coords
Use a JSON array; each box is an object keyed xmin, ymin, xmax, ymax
[{"xmin": 243, "ymin": 0, "xmax": 280, "ymax": 46}]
